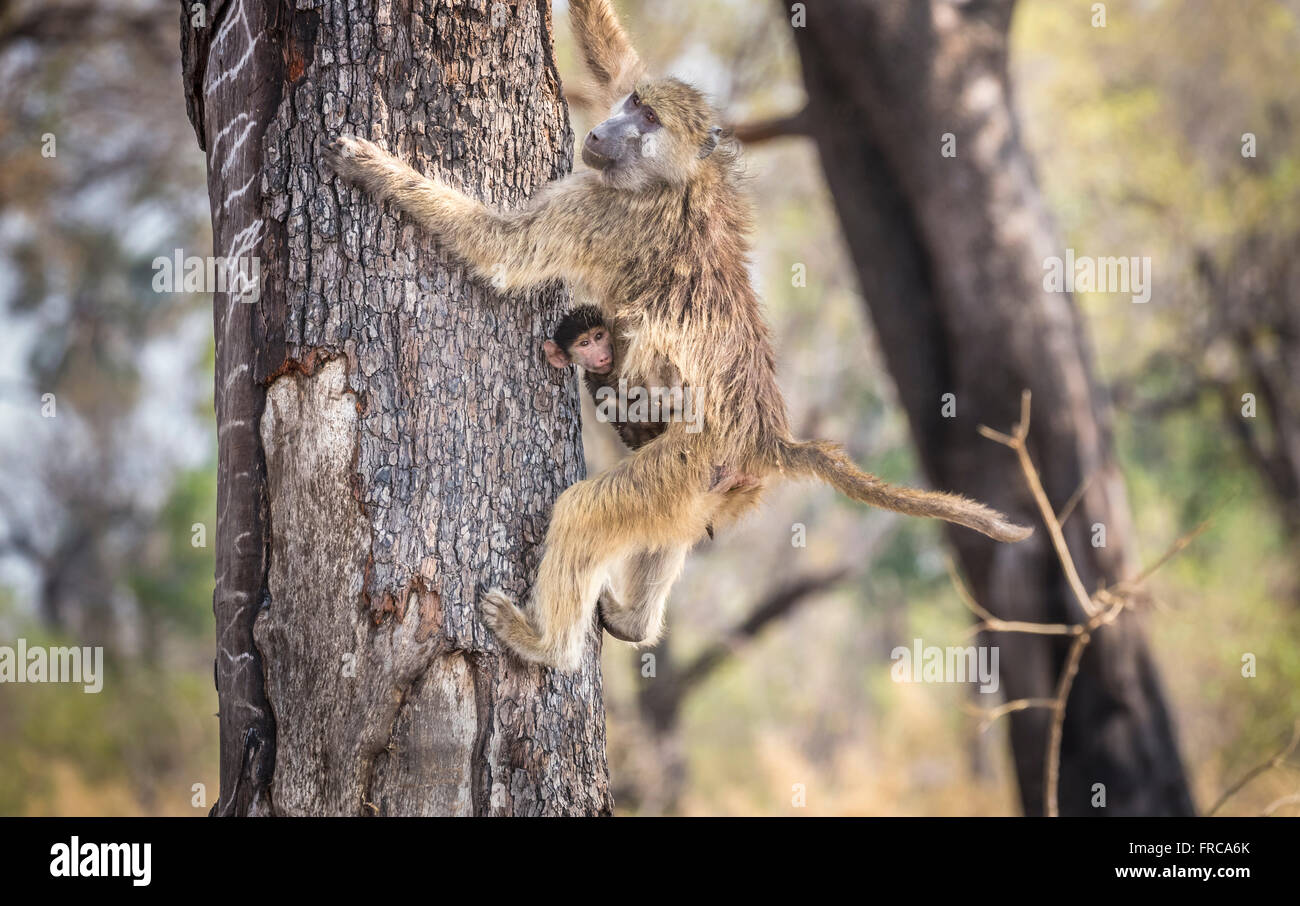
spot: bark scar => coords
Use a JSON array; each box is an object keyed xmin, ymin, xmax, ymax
[{"xmin": 263, "ymin": 346, "xmax": 342, "ymax": 384}]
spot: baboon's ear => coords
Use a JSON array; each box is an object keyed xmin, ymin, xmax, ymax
[
  {"xmin": 544, "ymin": 339, "xmax": 572, "ymax": 369},
  {"xmin": 698, "ymin": 125, "xmax": 723, "ymax": 159}
]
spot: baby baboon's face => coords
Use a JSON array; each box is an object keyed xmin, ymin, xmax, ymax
[
  {"xmin": 544, "ymin": 322, "xmax": 614, "ymax": 375},
  {"xmin": 566, "ymin": 326, "xmax": 614, "ymax": 374}
]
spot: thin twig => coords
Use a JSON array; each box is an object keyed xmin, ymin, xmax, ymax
[
  {"xmin": 947, "ymin": 560, "xmax": 1081, "ymax": 639},
  {"xmin": 1056, "ymin": 473, "xmax": 1094, "ymax": 526},
  {"xmin": 1207, "ymin": 720, "xmax": 1300, "ymax": 816},
  {"xmin": 963, "ymin": 697, "xmax": 1057, "ymax": 733},
  {"xmin": 1126, "ymin": 515, "xmax": 1216, "ymax": 588},
  {"xmin": 963, "ymin": 390, "xmax": 1209, "ymax": 815},
  {"xmin": 1261, "ymin": 793, "xmax": 1300, "ymax": 816},
  {"xmin": 1044, "ymin": 634, "xmax": 1090, "ymax": 817},
  {"xmin": 979, "ymin": 391, "xmax": 1098, "ymax": 618}
]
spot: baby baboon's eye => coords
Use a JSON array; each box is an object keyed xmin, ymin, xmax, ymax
[
  {"xmin": 643, "ymin": 109, "xmax": 658, "ymax": 125},
  {"xmin": 630, "ymin": 93, "xmax": 640, "ymax": 107}
]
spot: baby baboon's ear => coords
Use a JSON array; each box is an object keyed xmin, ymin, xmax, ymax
[
  {"xmin": 698, "ymin": 125, "xmax": 723, "ymax": 159},
  {"xmin": 543, "ymin": 339, "xmax": 572, "ymax": 369}
]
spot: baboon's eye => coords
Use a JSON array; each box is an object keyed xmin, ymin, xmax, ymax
[
  {"xmin": 630, "ymin": 93, "xmax": 640, "ymax": 107},
  {"xmin": 643, "ymin": 109, "xmax": 658, "ymax": 125}
]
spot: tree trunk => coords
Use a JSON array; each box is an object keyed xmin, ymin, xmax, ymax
[
  {"xmin": 181, "ymin": 0, "xmax": 612, "ymax": 816},
  {"xmin": 1196, "ymin": 236, "xmax": 1300, "ymax": 541},
  {"xmin": 788, "ymin": 0, "xmax": 1193, "ymax": 815}
]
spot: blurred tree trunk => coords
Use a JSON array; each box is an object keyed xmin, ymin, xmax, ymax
[
  {"xmin": 1196, "ymin": 237, "xmax": 1300, "ymax": 540},
  {"xmin": 787, "ymin": 0, "xmax": 1193, "ymax": 814},
  {"xmin": 181, "ymin": 0, "xmax": 612, "ymax": 816}
]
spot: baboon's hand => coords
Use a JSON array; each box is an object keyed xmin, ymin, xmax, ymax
[
  {"xmin": 322, "ymin": 135, "xmax": 389, "ymax": 187},
  {"xmin": 708, "ymin": 466, "xmax": 760, "ymax": 495}
]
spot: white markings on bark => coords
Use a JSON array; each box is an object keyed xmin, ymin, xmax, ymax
[
  {"xmin": 209, "ymin": 112, "xmax": 252, "ymax": 156},
  {"xmin": 208, "ymin": 0, "xmax": 263, "ymax": 93},
  {"xmin": 223, "ymin": 173, "xmax": 259, "ymax": 209},
  {"xmin": 223, "ymin": 362, "xmax": 250, "ymax": 389}
]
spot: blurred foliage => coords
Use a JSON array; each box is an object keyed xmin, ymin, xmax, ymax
[
  {"xmin": 0, "ymin": 0, "xmax": 1296, "ymax": 816},
  {"xmin": 128, "ymin": 468, "xmax": 220, "ymax": 643},
  {"xmin": 0, "ymin": 599, "xmax": 217, "ymax": 816},
  {"xmin": 0, "ymin": 1, "xmax": 217, "ymax": 815},
  {"xmin": 1013, "ymin": 0, "xmax": 1300, "ymax": 814}
]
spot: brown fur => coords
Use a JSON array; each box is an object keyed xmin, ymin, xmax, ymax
[
  {"xmin": 568, "ymin": 0, "xmax": 645, "ymax": 112},
  {"xmin": 582, "ymin": 365, "xmax": 664, "ymax": 451},
  {"xmin": 323, "ymin": 0, "xmax": 1032, "ymax": 671}
]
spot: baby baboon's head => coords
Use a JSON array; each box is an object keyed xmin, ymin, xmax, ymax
[{"xmin": 545, "ymin": 305, "xmax": 614, "ymax": 375}]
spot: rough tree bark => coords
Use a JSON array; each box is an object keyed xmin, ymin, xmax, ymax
[
  {"xmin": 786, "ymin": 0, "xmax": 1194, "ymax": 814},
  {"xmin": 181, "ymin": 0, "xmax": 612, "ymax": 816}
]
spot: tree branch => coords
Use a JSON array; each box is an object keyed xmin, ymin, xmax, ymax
[
  {"xmin": 1207, "ymin": 719, "xmax": 1300, "ymax": 816},
  {"xmin": 676, "ymin": 566, "xmax": 850, "ymax": 692},
  {"xmin": 730, "ymin": 108, "xmax": 810, "ymax": 145},
  {"xmin": 963, "ymin": 391, "xmax": 1207, "ymax": 815}
]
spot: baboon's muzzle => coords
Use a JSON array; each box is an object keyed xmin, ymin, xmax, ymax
[{"xmin": 582, "ymin": 133, "xmax": 616, "ymax": 170}]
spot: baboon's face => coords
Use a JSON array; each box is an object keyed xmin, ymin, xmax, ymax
[
  {"xmin": 582, "ymin": 90, "xmax": 663, "ymax": 177},
  {"xmin": 582, "ymin": 78, "xmax": 720, "ymax": 189}
]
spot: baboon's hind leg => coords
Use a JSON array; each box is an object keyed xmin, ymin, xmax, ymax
[
  {"xmin": 481, "ymin": 441, "xmax": 707, "ymax": 670},
  {"xmin": 598, "ymin": 544, "xmax": 689, "ymax": 645},
  {"xmin": 480, "ymin": 589, "xmax": 544, "ymax": 659},
  {"xmin": 480, "ymin": 545, "xmax": 607, "ymax": 671}
]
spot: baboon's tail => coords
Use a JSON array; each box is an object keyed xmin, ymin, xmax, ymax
[{"xmin": 776, "ymin": 439, "xmax": 1034, "ymax": 543}]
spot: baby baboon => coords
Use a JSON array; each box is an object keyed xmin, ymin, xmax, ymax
[
  {"xmin": 545, "ymin": 304, "xmax": 754, "ymax": 543},
  {"xmin": 545, "ymin": 305, "xmax": 664, "ymax": 452},
  {"xmin": 324, "ymin": 0, "xmax": 1032, "ymax": 671}
]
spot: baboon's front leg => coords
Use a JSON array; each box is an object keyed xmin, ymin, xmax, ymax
[{"xmin": 323, "ymin": 135, "xmax": 599, "ymax": 292}]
